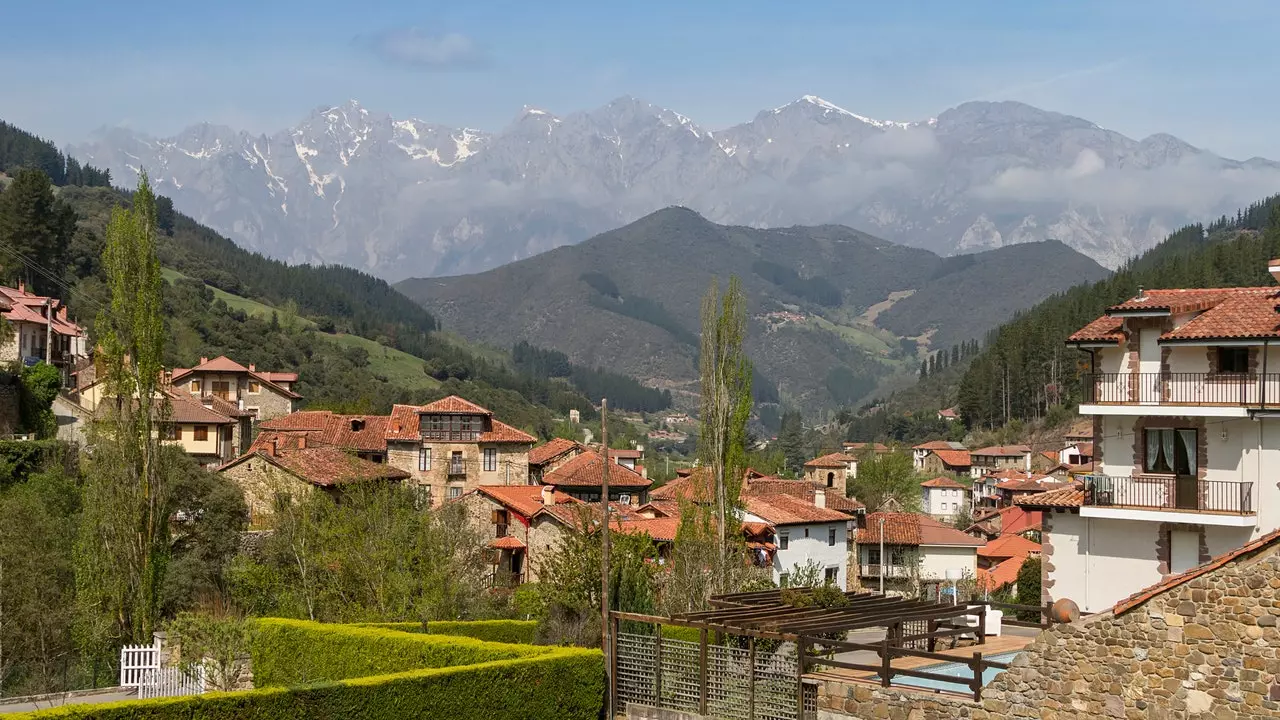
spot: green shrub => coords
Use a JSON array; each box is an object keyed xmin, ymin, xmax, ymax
[
  {"xmin": 11, "ymin": 620, "xmax": 603, "ymax": 720},
  {"xmin": 353, "ymin": 620, "xmax": 537, "ymax": 645},
  {"xmin": 250, "ymin": 619, "xmax": 546, "ymax": 686},
  {"xmin": 660, "ymin": 625, "xmax": 702, "ymax": 644}
]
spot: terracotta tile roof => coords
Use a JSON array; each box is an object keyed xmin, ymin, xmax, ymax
[
  {"xmin": 938, "ymin": 407, "xmax": 959, "ymax": 419},
  {"xmin": 1039, "ymin": 450, "xmax": 1059, "ymax": 464},
  {"xmin": 543, "ymin": 450, "xmax": 652, "ymax": 489},
  {"xmin": 1070, "ymin": 287, "xmax": 1280, "ymax": 344},
  {"xmin": 474, "ymin": 485, "xmax": 579, "ymax": 519},
  {"xmin": 419, "ymin": 395, "xmax": 493, "ymax": 415},
  {"xmin": 248, "ymin": 430, "xmax": 326, "ymax": 455},
  {"xmin": 913, "ymin": 440, "xmax": 965, "ymax": 451},
  {"xmin": 259, "ymin": 371, "xmax": 298, "ymax": 383},
  {"xmin": 920, "ymin": 476, "xmax": 967, "ymax": 490},
  {"xmin": 741, "ymin": 521, "xmax": 772, "ymax": 537},
  {"xmin": 1113, "ymin": 526, "xmax": 1280, "ymax": 616},
  {"xmin": 977, "ymin": 556, "xmax": 1025, "ymax": 592},
  {"xmin": 202, "ymin": 394, "xmax": 255, "ymax": 418},
  {"xmin": 804, "ymin": 452, "xmax": 856, "ymax": 468},
  {"xmin": 650, "ymin": 472, "xmax": 705, "ymax": 502},
  {"xmin": 615, "ymin": 517, "xmax": 681, "ymax": 542},
  {"xmin": 929, "ymin": 449, "xmax": 972, "ymax": 467},
  {"xmin": 979, "ymin": 534, "xmax": 1041, "ymax": 560},
  {"xmin": 843, "ymin": 442, "xmax": 890, "ymax": 454},
  {"xmin": 164, "ymin": 391, "xmax": 234, "ymax": 425},
  {"xmin": 744, "ymin": 479, "xmax": 866, "ymax": 515},
  {"xmin": 490, "ymin": 535, "xmax": 526, "ymax": 550},
  {"xmin": 611, "ymin": 449, "xmax": 643, "ymax": 459},
  {"xmin": 995, "ymin": 475, "xmax": 1062, "ymax": 492},
  {"xmin": 965, "ymin": 505, "xmax": 1044, "ymax": 537},
  {"xmin": 261, "ymin": 411, "xmax": 335, "ymax": 431},
  {"xmin": 384, "ymin": 400, "xmax": 536, "ymax": 444},
  {"xmin": 858, "ymin": 512, "xmax": 985, "ymax": 547},
  {"xmin": 972, "ymin": 445, "xmax": 1031, "ymax": 457},
  {"xmin": 321, "ymin": 415, "xmax": 389, "ymax": 453},
  {"xmin": 220, "ymin": 445, "xmax": 409, "ymax": 487},
  {"xmin": 1014, "ymin": 486, "xmax": 1085, "ymax": 509},
  {"xmin": 170, "ymin": 356, "xmax": 302, "ymax": 399},
  {"xmin": 528, "ymin": 438, "xmax": 585, "ymax": 466},
  {"xmin": 744, "ymin": 494, "xmax": 853, "ymax": 525},
  {"xmin": 1075, "ymin": 442, "xmax": 1094, "ymax": 456}
]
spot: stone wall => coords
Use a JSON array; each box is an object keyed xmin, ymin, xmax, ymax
[
  {"xmin": 387, "ymin": 439, "xmax": 531, "ymax": 508},
  {"xmin": 818, "ymin": 538, "xmax": 1280, "ymax": 719}
]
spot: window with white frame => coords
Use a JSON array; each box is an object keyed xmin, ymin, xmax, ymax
[
  {"xmin": 483, "ymin": 447, "xmax": 498, "ymax": 472},
  {"xmin": 419, "ymin": 447, "xmax": 432, "ymax": 472},
  {"xmin": 447, "ymin": 485, "xmax": 462, "ymax": 499},
  {"xmin": 779, "ymin": 532, "xmax": 789, "ymax": 550}
]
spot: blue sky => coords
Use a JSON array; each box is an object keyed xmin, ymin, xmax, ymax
[{"xmin": 5, "ymin": 0, "xmax": 1278, "ymax": 159}]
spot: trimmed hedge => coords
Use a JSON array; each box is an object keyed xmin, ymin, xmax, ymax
[
  {"xmin": 354, "ymin": 620, "xmax": 537, "ymax": 645},
  {"xmin": 11, "ymin": 620, "xmax": 602, "ymax": 720}
]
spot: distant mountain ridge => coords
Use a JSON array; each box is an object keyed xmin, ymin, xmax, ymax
[
  {"xmin": 395, "ymin": 208, "xmax": 1110, "ymax": 411},
  {"xmin": 71, "ymin": 96, "xmax": 1280, "ymax": 281}
]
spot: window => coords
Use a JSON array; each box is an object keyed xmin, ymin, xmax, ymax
[
  {"xmin": 484, "ymin": 448, "xmax": 498, "ymax": 472},
  {"xmin": 804, "ymin": 527, "xmax": 810, "ymax": 538},
  {"xmin": 828, "ymin": 528, "xmax": 837, "ymax": 546},
  {"xmin": 248, "ymin": 381, "xmax": 260, "ymax": 393},
  {"xmin": 194, "ymin": 425, "xmax": 208, "ymax": 441},
  {"xmin": 191, "ymin": 379, "xmax": 201, "ymax": 393},
  {"xmin": 618, "ymin": 494, "xmax": 632, "ymax": 505},
  {"xmin": 161, "ymin": 424, "xmax": 179, "ymax": 441},
  {"xmin": 826, "ymin": 471, "xmax": 835, "ymax": 488},
  {"xmin": 419, "ymin": 413, "xmax": 484, "ymax": 441},
  {"xmin": 1143, "ymin": 428, "xmax": 1197, "ymax": 475},
  {"xmin": 824, "ymin": 567, "xmax": 839, "ymax": 585},
  {"xmin": 1217, "ymin": 347, "xmax": 1249, "ymax": 374},
  {"xmin": 866, "ymin": 546, "xmax": 881, "ymax": 564},
  {"xmin": 779, "ymin": 532, "xmax": 789, "ymax": 550},
  {"xmin": 418, "ymin": 447, "xmax": 432, "ymax": 472},
  {"xmin": 449, "ymin": 451, "xmax": 464, "ymax": 475},
  {"xmin": 447, "ymin": 485, "xmax": 462, "ymax": 499}
]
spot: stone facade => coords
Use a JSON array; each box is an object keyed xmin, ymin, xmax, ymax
[
  {"xmin": 455, "ymin": 491, "xmax": 573, "ymax": 583},
  {"xmin": 220, "ymin": 457, "xmax": 322, "ymax": 525},
  {"xmin": 174, "ymin": 370, "xmax": 297, "ymax": 421},
  {"xmin": 805, "ymin": 465, "xmax": 850, "ymax": 491},
  {"xmin": 387, "ymin": 439, "xmax": 531, "ymax": 508},
  {"xmin": 818, "ymin": 537, "xmax": 1280, "ymax": 719}
]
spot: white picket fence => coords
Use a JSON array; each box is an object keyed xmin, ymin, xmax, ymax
[
  {"xmin": 120, "ymin": 638, "xmax": 206, "ymax": 699},
  {"xmin": 120, "ymin": 641, "xmax": 161, "ymax": 688},
  {"xmin": 137, "ymin": 666, "xmax": 206, "ymax": 699}
]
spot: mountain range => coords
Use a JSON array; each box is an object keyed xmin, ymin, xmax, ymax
[
  {"xmin": 71, "ymin": 96, "xmax": 1280, "ymax": 281},
  {"xmin": 395, "ymin": 207, "xmax": 1110, "ymax": 411}
]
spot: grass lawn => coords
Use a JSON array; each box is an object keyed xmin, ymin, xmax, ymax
[{"xmin": 325, "ymin": 333, "xmax": 442, "ymax": 392}]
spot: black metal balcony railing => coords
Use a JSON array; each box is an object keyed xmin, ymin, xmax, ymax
[
  {"xmin": 448, "ymin": 462, "xmax": 466, "ymax": 476},
  {"xmin": 494, "ymin": 523, "xmax": 509, "ymax": 538},
  {"xmin": 1082, "ymin": 372, "xmax": 1280, "ymax": 407},
  {"xmin": 1084, "ymin": 475, "xmax": 1255, "ymax": 515}
]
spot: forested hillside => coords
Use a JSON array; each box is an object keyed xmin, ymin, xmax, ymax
[{"xmin": 957, "ymin": 196, "xmax": 1280, "ymax": 428}]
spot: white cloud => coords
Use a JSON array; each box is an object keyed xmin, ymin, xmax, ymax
[{"xmin": 356, "ymin": 28, "xmax": 488, "ymax": 70}]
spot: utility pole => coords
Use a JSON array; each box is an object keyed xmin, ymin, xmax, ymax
[
  {"xmin": 44, "ymin": 299, "xmax": 53, "ymax": 365},
  {"xmin": 600, "ymin": 398, "xmax": 612, "ymax": 719},
  {"xmin": 879, "ymin": 515, "xmax": 886, "ymax": 594}
]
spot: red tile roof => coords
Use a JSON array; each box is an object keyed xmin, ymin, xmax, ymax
[
  {"xmin": 1069, "ymin": 287, "xmax": 1280, "ymax": 344},
  {"xmin": 804, "ymin": 452, "xmax": 856, "ymax": 468},
  {"xmin": 1014, "ymin": 486, "xmax": 1085, "ymax": 509},
  {"xmin": 938, "ymin": 408, "xmax": 959, "ymax": 419},
  {"xmin": 474, "ymin": 484, "xmax": 579, "ymax": 519},
  {"xmin": 929, "ymin": 449, "xmax": 972, "ymax": 468},
  {"xmin": 543, "ymin": 450, "xmax": 652, "ymax": 489},
  {"xmin": 611, "ymin": 449, "xmax": 643, "ymax": 459},
  {"xmin": 490, "ymin": 535, "xmax": 526, "ymax": 550},
  {"xmin": 977, "ymin": 556, "xmax": 1025, "ymax": 592},
  {"xmin": 164, "ymin": 391, "xmax": 234, "ymax": 425},
  {"xmin": 744, "ymin": 494, "xmax": 853, "ymax": 525},
  {"xmin": 843, "ymin": 442, "xmax": 890, "ymax": 453},
  {"xmin": 321, "ymin": 415, "xmax": 389, "ymax": 453},
  {"xmin": 170, "ymin": 356, "xmax": 302, "ymax": 399},
  {"xmin": 419, "ymin": 395, "xmax": 493, "ymax": 414},
  {"xmin": 744, "ymin": 479, "xmax": 866, "ymax": 515},
  {"xmin": 972, "ymin": 445, "xmax": 1031, "ymax": 457},
  {"xmin": 920, "ymin": 476, "xmax": 967, "ymax": 490},
  {"xmin": 995, "ymin": 476, "xmax": 1065, "ymax": 492},
  {"xmin": 858, "ymin": 512, "xmax": 985, "ymax": 547},
  {"xmin": 261, "ymin": 411, "xmax": 336, "ymax": 431},
  {"xmin": 528, "ymin": 438, "xmax": 585, "ymax": 466},
  {"xmin": 979, "ymin": 534, "xmax": 1041, "ymax": 560},
  {"xmin": 615, "ymin": 517, "xmax": 682, "ymax": 542},
  {"xmin": 220, "ymin": 445, "xmax": 409, "ymax": 487},
  {"xmin": 1113, "ymin": 526, "xmax": 1280, "ymax": 616},
  {"xmin": 637, "ymin": 500, "xmax": 681, "ymax": 518},
  {"xmin": 384, "ymin": 400, "xmax": 536, "ymax": 444}
]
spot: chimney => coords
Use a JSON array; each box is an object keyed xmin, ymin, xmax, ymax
[
  {"xmin": 248, "ymin": 363, "xmax": 256, "ymax": 372},
  {"xmin": 17, "ymin": 280, "xmax": 24, "ymax": 294},
  {"xmin": 270, "ymin": 439, "xmax": 278, "ymax": 457},
  {"xmin": 541, "ymin": 485, "xmax": 555, "ymax": 506},
  {"xmin": 1135, "ymin": 286, "xmax": 1145, "ymax": 300},
  {"xmin": 814, "ymin": 487, "xmax": 826, "ymax": 509},
  {"xmin": 297, "ymin": 435, "xmax": 307, "ymax": 450},
  {"xmin": 1270, "ymin": 259, "xmax": 1280, "ymax": 285},
  {"xmin": 200, "ymin": 357, "xmax": 208, "ymax": 365}
]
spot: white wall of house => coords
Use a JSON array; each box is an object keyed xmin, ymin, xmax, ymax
[
  {"xmin": 917, "ymin": 545, "xmax": 978, "ymax": 581},
  {"xmin": 766, "ymin": 521, "xmax": 848, "ymax": 588},
  {"xmin": 922, "ymin": 487, "xmax": 968, "ymax": 517}
]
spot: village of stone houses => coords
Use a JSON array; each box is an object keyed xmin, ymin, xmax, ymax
[{"xmin": 5, "ymin": 235, "xmax": 1280, "ymax": 720}]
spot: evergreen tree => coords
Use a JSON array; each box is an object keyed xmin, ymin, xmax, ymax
[
  {"xmin": 777, "ymin": 410, "xmax": 807, "ymax": 474},
  {"xmin": 0, "ymin": 168, "xmax": 75, "ymax": 295}
]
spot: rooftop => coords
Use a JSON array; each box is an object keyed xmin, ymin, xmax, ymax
[
  {"xmin": 170, "ymin": 355, "xmax": 302, "ymax": 399},
  {"xmin": 920, "ymin": 476, "xmax": 967, "ymax": 490},
  {"xmin": 978, "ymin": 534, "xmax": 1041, "ymax": 560},
  {"xmin": 543, "ymin": 450, "xmax": 652, "ymax": 489},
  {"xmin": 528, "ymin": 437, "xmax": 585, "ymax": 466},
  {"xmin": 744, "ymin": 493, "xmax": 853, "ymax": 525},
  {"xmin": 220, "ymin": 445, "xmax": 409, "ymax": 487},
  {"xmin": 385, "ymin": 398, "xmax": 536, "ymax": 443},
  {"xmin": 473, "ymin": 484, "xmax": 579, "ymax": 519},
  {"xmin": 804, "ymin": 452, "xmax": 857, "ymax": 468},
  {"xmin": 857, "ymin": 512, "xmax": 985, "ymax": 547},
  {"xmin": 1069, "ymin": 287, "xmax": 1280, "ymax": 344},
  {"xmin": 1014, "ymin": 485, "xmax": 1085, "ymax": 509},
  {"xmin": 972, "ymin": 445, "xmax": 1031, "ymax": 457},
  {"xmin": 1113, "ymin": 526, "xmax": 1280, "ymax": 615}
]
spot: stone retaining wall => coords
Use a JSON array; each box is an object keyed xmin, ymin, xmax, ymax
[{"xmin": 818, "ymin": 540, "xmax": 1280, "ymax": 719}]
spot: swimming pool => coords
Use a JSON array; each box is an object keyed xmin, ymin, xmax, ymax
[{"xmin": 875, "ymin": 651, "xmax": 1021, "ymax": 693}]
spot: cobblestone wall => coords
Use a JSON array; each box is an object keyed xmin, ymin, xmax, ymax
[{"xmin": 818, "ymin": 541, "xmax": 1280, "ymax": 720}]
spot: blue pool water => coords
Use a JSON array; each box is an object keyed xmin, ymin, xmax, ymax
[{"xmin": 875, "ymin": 651, "xmax": 1021, "ymax": 693}]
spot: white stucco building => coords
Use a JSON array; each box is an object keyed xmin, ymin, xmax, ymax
[
  {"xmin": 920, "ymin": 476, "xmax": 969, "ymax": 520},
  {"xmin": 854, "ymin": 512, "xmax": 982, "ymax": 593},
  {"xmin": 1031, "ymin": 270, "xmax": 1280, "ymax": 613},
  {"xmin": 742, "ymin": 493, "xmax": 854, "ymax": 589}
]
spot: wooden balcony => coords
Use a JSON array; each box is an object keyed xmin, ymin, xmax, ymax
[
  {"xmin": 858, "ymin": 564, "xmax": 911, "ymax": 579},
  {"xmin": 1082, "ymin": 372, "xmax": 1280, "ymax": 407},
  {"xmin": 1083, "ymin": 475, "xmax": 1255, "ymax": 515},
  {"xmin": 489, "ymin": 570, "xmax": 524, "ymax": 588}
]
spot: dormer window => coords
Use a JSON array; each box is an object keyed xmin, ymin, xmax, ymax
[
  {"xmin": 1216, "ymin": 347, "xmax": 1249, "ymax": 374},
  {"xmin": 350, "ymin": 418, "xmax": 365, "ymax": 432}
]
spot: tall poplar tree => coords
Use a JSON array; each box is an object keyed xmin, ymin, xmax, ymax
[
  {"xmin": 75, "ymin": 172, "xmax": 169, "ymax": 649},
  {"xmin": 697, "ymin": 276, "xmax": 752, "ymax": 590}
]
